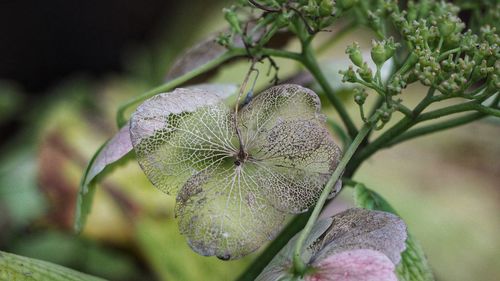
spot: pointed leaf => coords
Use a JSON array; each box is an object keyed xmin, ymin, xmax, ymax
[
  {"xmin": 0, "ymin": 251, "xmax": 107, "ymax": 281},
  {"xmin": 353, "ymin": 184, "xmax": 435, "ymax": 281},
  {"xmin": 86, "ymin": 122, "xmax": 133, "ymax": 184},
  {"xmin": 165, "ymin": 36, "xmax": 229, "ymax": 82},
  {"xmin": 74, "ymin": 123, "xmax": 133, "ymax": 233}
]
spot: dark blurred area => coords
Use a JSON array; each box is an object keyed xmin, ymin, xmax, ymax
[
  {"xmin": 0, "ymin": 0, "xmax": 219, "ymax": 147},
  {"xmin": 0, "ymin": 1, "xmax": 248, "ymax": 280},
  {"xmin": 0, "ymin": 0, "xmax": 171, "ymax": 93}
]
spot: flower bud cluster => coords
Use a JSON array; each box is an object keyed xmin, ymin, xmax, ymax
[{"xmin": 385, "ymin": 0, "xmax": 499, "ymax": 95}]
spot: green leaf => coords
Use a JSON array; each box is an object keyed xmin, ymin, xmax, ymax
[
  {"xmin": 74, "ymin": 123, "xmax": 133, "ymax": 233},
  {"xmin": 0, "ymin": 251, "xmax": 107, "ymax": 281},
  {"xmin": 353, "ymin": 184, "xmax": 435, "ymax": 281}
]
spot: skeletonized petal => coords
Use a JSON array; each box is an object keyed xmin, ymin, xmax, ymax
[
  {"xmin": 240, "ymin": 85, "xmax": 341, "ymax": 213},
  {"xmin": 130, "ymin": 88, "xmax": 236, "ymax": 195},
  {"xmin": 175, "ymin": 165, "xmax": 285, "ymax": 260}
]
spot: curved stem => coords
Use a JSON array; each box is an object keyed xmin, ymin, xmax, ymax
[
  {"xmin": 260, "ymin": 48, "xmax": 304, "ymax": 62},
  {"xmin": 292, "ymin": 120, "xmax": 374, "ymax": 275},
  {"xmin": 301, "ymin": 45, "xmax": 359, "ymax": 138},
  {"xmin": 416, "ymin": 98, "xmax": 496, "ymax": 122}
]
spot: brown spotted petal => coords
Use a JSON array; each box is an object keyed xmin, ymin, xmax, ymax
[
  {"xmin": 175, "ymin": 166, "xmax": 285, "ymax": 260},
  {"xmin": 239, "ymin": 84, "xmax": 342, "ymax": 213}
]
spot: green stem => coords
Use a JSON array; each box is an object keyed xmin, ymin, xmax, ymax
[
  {"xmin": 390, "ymin": 53, "xmax": 418, "ymax": 81},
  {"xmin": 348, "ymin": 89, "xmax": 498, "ymax": 173},
  {"xmin": 416, "ymin": 98, "xmax": 495, "ymax": 122},
  {"xmin": 347, "ymin": 87, "xmax": 435, "ymax": 173},
  {"xmin": 235, "ymin": 211, "xmax": 311, "ymax": 281},
  {"xmin": 115, "ymin": 48, "xmax": 246, "ymax": 127},
  {"xmin": 386, "ymin": 112, "xmax": 486, "ymax": 147},
  {"xmin": 292, "ymin": 120, "xmax": 374, "ymax": 275},
  {"xmin": 438, "ymin": 47, "xmax": 461, "ymax": 60},
  {"xmin": 260, "ymin": 48, "xmax": 304, "ymax": 62},
  {"xmin": 301, "ymin": 45, "xmax": 359, "ymax": 138}
]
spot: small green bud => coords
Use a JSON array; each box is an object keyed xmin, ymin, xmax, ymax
[
  {"xmin": 353, "ymin": 88, "xmax": 368, "ymax": 105},
  {"xmin": 370, "ymin": 38, "xmax": 399, "ymax": 66},
  {"xmin": 223, "ymin": 8, "xmax": 242, "ymax": 34},
  {"xmin": 346, "ymin": 42, "xmax": 364, "ymax": 67},
  {"xmin": 371, "ymin": 40, "xmax": 387, "ymax": 66},
  {"xmin": 388, "ymin": 75, "xmax": 406, "ymax": 95},
  {"xmin": 490, "ymin": 74, "xmax": 500, "ymax": 89},
  {"xmin": 380, "ymin": 111, "xmax": 392, "ymax": 123},
  {"xmin": 216, "ymin": 33, "xmax": 231, "ymax": 47},
  {"xmin": 438, "ymin": 20, "xmax": 455, "ymax": 37},
  {"xmin": 319, "ymin": 0, "xmax": 334, "ymax": 17},
  {"xmin": 357, "ymin": 63, "xmax": 373, "ymax": 83},
  {"xmin": 340, "ymin": 66, "xmax": 357, "ymax": 83},
  {"xmin": 304, "ymin": 0, "xmax": 319, "ymax": 15}
]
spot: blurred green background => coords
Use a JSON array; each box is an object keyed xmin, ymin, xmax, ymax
[{"xmin": 0, "ymin": 1, "xmax": 498, "ymax": 281}]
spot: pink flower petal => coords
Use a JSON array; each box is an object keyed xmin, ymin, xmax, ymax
[{"xmin": 306, "ymin": 249, "xmax": 397, "ymax": 281}]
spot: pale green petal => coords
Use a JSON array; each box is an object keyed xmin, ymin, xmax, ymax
[
  {"xmin": 175, "ymin": 164, "xmax": 285, "ymax": 260},
  {"xmin": 239, "ymin": 85, "xmax": 342, "ymax": 213},
  {"xmin": 238, "ymin": 84, "xmax": 323, "ymax": 149},
  {"xmin": 130, "ymin": 88, "xmax": 237, "ymax": 195}
]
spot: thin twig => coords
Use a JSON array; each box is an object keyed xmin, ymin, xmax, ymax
[{"xmin": 234, "ymin": 59, "xmax": 258, "ymax": 159}]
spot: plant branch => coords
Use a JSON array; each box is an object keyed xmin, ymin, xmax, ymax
[
  {"xmin": 416, "ymin": 98, "xmax": 497, "ymax": 122},
  {"xmin": 347, "ymin": 88, "xmax": 498, "ymax": 174},
  {"xmin": 292, "ymin": 119, "xmax": 375, "ymax": 275},
  {"xmin": 235, "ymin": 211, "xmax": 311, "ymax": 281},
  {"xmin": 386, "ymin": 112, "xmax": 487, "ymax": 147},
  {"xmin": 301, "ymin": 45, "xmax": 359, "ymax": 138},
  {"xmin": 259, "ymin": 48, "xmax": 304, "ymax": 62}
]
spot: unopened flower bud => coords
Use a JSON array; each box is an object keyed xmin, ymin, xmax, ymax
[
  {"xmin": 358, "ymin": 63, "xmax": 373, "ymax": 82},
  {"xmin": 223, "ymin": 8, "xmax": 242, "ymax": 34},
  {"xmin": 319, "ymin": 0, "xmax": 334, "ymax": 17},
  {"xmin": 346, "ymin": 42, "xmax": 363, "ymax": 67}
]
